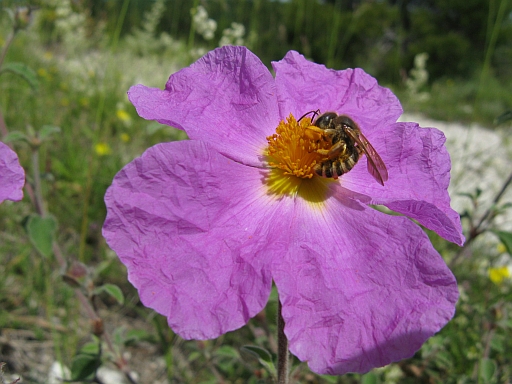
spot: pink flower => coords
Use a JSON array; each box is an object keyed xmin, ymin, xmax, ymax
[
  {"xmin": 103, "ymin": 46, "xmax": 463, "ymax": 375},
  {"xmin": 0, "ymin": 142, "xmax": 24, "ymax": 203}
]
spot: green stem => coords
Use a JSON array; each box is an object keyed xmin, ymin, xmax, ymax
[
  {"xmin": 0, "ymin": 107, "xmax": 10, "ymax": 141},
  {"xmin": 0, "ymin": 30, "xmax": 16, "ymax": 69},
  {"xmin": 326, "ymin": 0, "xmax": 342, "ymax": 67},
  {"xmin": 277, "ymin": 300, "xmax": 289, "ymax": 384},
  {"xmin": 187, "ymin": 0, "xmax": 200, "ymax": 62},
  {"xmin": 0, "ymin": 20, "xmax": 19, "ymax": 141},
  {"xmin": 31, "ymin": 146, "xmax": 46, "ymax": 217},
  {"xmin": 476, "ymin": 0, "xmax": 510, "ymax": 108}
]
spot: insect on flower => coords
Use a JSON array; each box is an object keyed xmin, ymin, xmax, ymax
[{"xmin": 301, "ymin": 110, "xmax": 388, "ymax": 185}]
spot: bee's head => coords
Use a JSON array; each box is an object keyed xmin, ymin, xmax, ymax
[{"xmin": 314, "ymin": 112, "xmax": 337, "ymax": 129}]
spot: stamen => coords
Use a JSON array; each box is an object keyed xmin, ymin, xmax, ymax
[
  {"xmin": 266, "ymin": 114, "xmax": 329, "ymax": 179},
  {"xmin": 264, "ymin": 114, "xmax": 333, "ymax": 200}
]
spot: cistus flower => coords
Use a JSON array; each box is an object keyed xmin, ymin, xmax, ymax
[
  {"xmin": 103, "ymin": 46, "xmax": 464, "ymax": 375},
  {"xmin": 0, "ymin": 142, "xmax": 24, "ymax": 204}
]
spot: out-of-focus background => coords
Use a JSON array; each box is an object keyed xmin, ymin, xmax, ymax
[{"xmin": 1, "ymin": 0, "xmax": 512, "ymax": 383}]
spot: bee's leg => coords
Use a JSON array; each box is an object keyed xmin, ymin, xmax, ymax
[
  {"xmin": 304, "ymin": 125, "xmax": 325, "ymax": 141},
  {"xmin": 313, "ymin": 141, "xmax": 345, "ymax": 158},
  {"xmin": 324, "ymin": 141, "xmax": 346, "ymax": 160}
]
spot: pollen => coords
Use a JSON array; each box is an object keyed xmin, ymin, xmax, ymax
[
  {"xmin": 266, "ymin": 114, "xmax": 328, "ymax": 179},
  {"xmin": 264, "ymin": 114, "xmax": 333, "ymax": 200}
]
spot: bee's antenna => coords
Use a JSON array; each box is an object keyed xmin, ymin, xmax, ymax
[{"xmin": 298, "ymin": 109, "xmax": 320, "ymax": 122}]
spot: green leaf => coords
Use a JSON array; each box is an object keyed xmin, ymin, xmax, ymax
[
  {"xmin": 493, "ymin": 231, "xmax": 512, "ymax": 255},
  {"xmin": 478, "ymin": 358, "xmax": 496, "ymax": 383},
  {"xmin": 361, "ymin": 371, "xmax": 379, "ymax": 384},
  {"xmin": 319, "ymin": 375, "xmax": 339, "ymax": 383},
  {"xmin": 241, "ymin": 345, "xmax": 276, "ymax": 377},
  {"xmin": 490, "ymin": 333, "xmax": 505, "ymax": 353},
  {"xmin": 123, "ymin": 329, "xmax": 153, "ymax": 345},
  {"xmin": 146, "ymin": 121, "xmax": 168, "ymax": 135},
  {"xmin": 188, "ymin": 351, "xmax": 201, "ymax": 362},
  {"xmin": 3, "ymin": 8, "xmax": 15, "ymax": 23},
  {"xmin": 80, "ymin": 341, "xmax": 100, "ymax": 355},
  {"xmin": 70, "ymin": 353, "xmax": 101, "ymax": 381},
  {"xmin": 38, "ymin": 125, "xmax": 61, "ymax": 141},
  {"xmin": 457, "ymin": 192, "xmax": 477, "ymax": 200},
  {"xmin": 25, "ymin": 214, "xmax": 57, "ymax": 258},
  {"xmin": 241, "ymin": 345, "xmax": 273, "ymax": 363},
  {"xmin": 2, "ymin": 131, "xmax": 29, "ymax": 143},
  {"xmin": 0, "ymin": 62, "xmax": 39, "ymax": 91},
  {"xmin": 214, "ymin": 345, "xmax": 240, "ymax": 359},
  {"xmin": 93, "ymin": 283, "xmax": 124, "ymax": 305},
  {"xmin": 495, "ymin": 110, "xmax": 512, "ymax": 126}
]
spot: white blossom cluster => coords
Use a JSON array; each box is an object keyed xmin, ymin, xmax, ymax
[
  {"xmin": 141, "ymin": 0, "xmax": 166, "ymax": 35},
  {"xmin": 36, "ymin": 0, "xmax": 89, "ymax": 52},
  {"xmin": 219, "ymin": 22, "xmax": 245, "ymax": 47},
  {"xmin": 192, "ymin": 6, "xmax": 217, "ymax": 41},
  {"xmin": 406, "ymin": 52, "xmax": 430, "ymax": 102},
  {"xmin": 124, "ymin": 0, "xmax": 180, "ymax": 57}
]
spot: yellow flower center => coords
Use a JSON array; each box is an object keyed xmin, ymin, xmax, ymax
[{"xmin": 264, "ymin": 114, "xmax": 335, "ymax": 201}]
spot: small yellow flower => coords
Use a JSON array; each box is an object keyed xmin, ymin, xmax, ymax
[
  {"xmin": 489, "ymin": 266, "xmax": 510, "ymax": 285},
  {"xmin": 116, "ymin": 109, "xmax": 131, "ymax": 123},
  {"xmin": 37, "ymin": 68, "xmax": 48, "ymax": 78},
  {"xmin": 120, "ymin": 133, "xmax": 130, "ymax": 143},
  {"xmin": 497, "ymin": 243, "xmax": 507, "ymax": 254},
  {"xmin": 60, "ymin": 98, "xmax": 69, "ymax": 107},
  {"xmin": 79, "ymin": 97, "xmax": 89, "ymax": 107},
  {"xmin": 43, "ymin": 51, "xmax": 53, "ymax": 60},
  {"xmin": 95, "ymin": 142, "xmax": 112, "ymax": 156}
]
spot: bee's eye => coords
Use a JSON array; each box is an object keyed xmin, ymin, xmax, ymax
[{"xmin": 315, "ymin": 115, "xmax": 332, "ymax": 129}]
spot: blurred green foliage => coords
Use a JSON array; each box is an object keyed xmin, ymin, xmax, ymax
[
  {"xmin": 22, "ymin": 0, "xmax": 512, "ymax": 125},
  {"xmin": 66, "ymin": 0, "xmax": 512, "ymax": 84}
]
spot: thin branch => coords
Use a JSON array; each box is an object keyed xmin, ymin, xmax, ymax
[
  {"xmin": 450, "ymin": 169, "xmax": 512, "ymax": 268},
  {"xmin": 475, "ymin": 170, "xmax": 512, "ymax": 231}
]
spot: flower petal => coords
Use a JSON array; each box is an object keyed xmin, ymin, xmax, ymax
[
  {"xmin": 103, "ymin": 140, "xmax": 288, "ymax": 339},
  {"xmin": 0, "ymin": 142, "xmax": 25, "ymax": 203},
  {"xmin": 272, "ymin": 195, "xmax": 458, "ymax": 375},
  {"xmin": 272, "ymin": 51, "xmax": 402, "ymax": 132},
  {"xmin": 341, "ymin": 122, "xmax": 464, "ymax": 245},
  {"xmin": 128, "ymin": 46, "xmax": 280, "ymax": 167}
]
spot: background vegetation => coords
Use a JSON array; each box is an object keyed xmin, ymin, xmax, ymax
[{"xmin": 0, "ymin": 0, "xmax": 512, "ymax": 383}]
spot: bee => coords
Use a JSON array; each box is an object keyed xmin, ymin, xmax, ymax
[{"xmin": 301, "ymin": 111, "xmax": 388, "ymax": 185}]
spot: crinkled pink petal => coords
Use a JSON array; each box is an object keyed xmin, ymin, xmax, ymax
[
  {"xmin": 272, "ymin": 51, "xmax": 403, "ymax": 131},
  {"xmin": 341, "ymin": 122, "xmax": 464, "ymax": 245},
  {"xmin": 0, "ymin": 142, "xmax": 24, "ymax": 203},
  {"xmin": 103, "ymin": 140, "xmax": 292, "ymax": 339},
  {"xmin": 272, "ymin": 195, "xmax": 458, "ymax": 375},
  {"xmin": 128, "ymin": 46, "xmax": 280, "ymax": 167}
]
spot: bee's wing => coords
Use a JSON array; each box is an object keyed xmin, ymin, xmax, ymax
[{"xmin": 345, "ymin": 128, "xmax": 388, "ymax": 186}]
